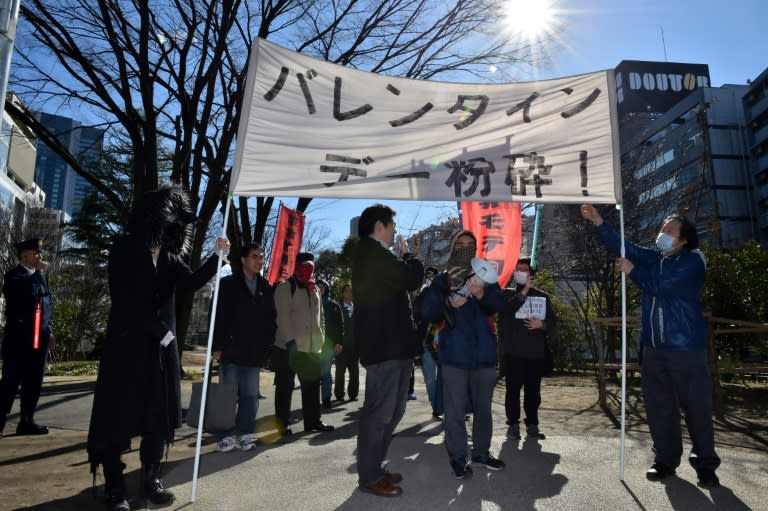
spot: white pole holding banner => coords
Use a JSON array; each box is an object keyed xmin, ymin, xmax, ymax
[
  {"xmin": 618, "ymin": 202, "xmax": 627, "ymax": 481},
  {"xmin": 191, "ymin": 194, "xmax": 233, "ymax": 502}
]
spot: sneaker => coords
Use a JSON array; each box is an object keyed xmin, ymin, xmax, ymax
[
  {"xmin": 472, "ymin": 452, "xmax": 506, "ymax": 471},
  {"xmin": 526, "ymin": 425, "xmax": 546, "ymax": 439},
  {"xmin": 506, "ymin": 423, "xmax": 521, "ymax": 439},
  {"xmin": 696, "ymin": 468, "xmax": 720, "ymax": 488},
  {"xmin": 646, "ymin": 463, "xmax": 676, "ymax": 481},
  {"xmin": 216, "ymin": 436, "xmax": 237, "ymax": 452},
  {"xmin": 236, "ymin": 435, "xmax": 256, "ymax": 451},
  {"xmin": 451, "ymin": 460, "xmax": 473, "ymax": 480},
  {"xmin": 407, "ymin": 393, "xmax": 417, "ymax": 401}
]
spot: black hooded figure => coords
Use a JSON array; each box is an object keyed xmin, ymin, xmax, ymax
[{"xmin": 87, "ymin": 186, "xmax": 228, "ymax": 511}]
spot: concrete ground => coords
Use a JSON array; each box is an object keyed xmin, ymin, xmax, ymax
[{"xmin": 0, "ymin": 364, "xmax": 765, "ymax": 511}]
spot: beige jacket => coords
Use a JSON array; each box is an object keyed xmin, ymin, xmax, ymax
[{"xmin": 274, "ymin": 278, "xmax": 325, "ymax": 353}]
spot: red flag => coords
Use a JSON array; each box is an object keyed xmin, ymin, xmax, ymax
[
  {"xmin": 267, "ymin": 205, "xmax": 305, "ymax": 285},
  {"xmin": 33, "ymin": 301, "xmax": 42, "ymax": 350},
  {"xmin": 460, "ymin": 201, "xmax": 522, "ymax": 288}
]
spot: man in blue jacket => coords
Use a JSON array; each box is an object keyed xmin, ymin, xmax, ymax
[
  {"xmin": 581, "ymin": 204, "xmax": 720, "ymax": 488},
  {"xmin": 212, "ymin": 242, "xmax": 276, "ymax": 452},
  {"xmin": 420, "ymin": 230, "xmax": 506, "ymax": 479}
]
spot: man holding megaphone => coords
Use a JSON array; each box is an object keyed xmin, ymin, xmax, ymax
[{"xmin": 419, "ymin": 230, "xmax": 506, "ymax": 480}]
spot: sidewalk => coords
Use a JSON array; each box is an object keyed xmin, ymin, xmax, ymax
[{"xmin": 0, "ymin": 368, "xmax": 764, "ymax": 510}]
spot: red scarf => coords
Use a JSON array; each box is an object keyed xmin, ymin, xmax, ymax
[{"xmin": 294, "ymin": 262, "xmax": 316, "ymax": 292}]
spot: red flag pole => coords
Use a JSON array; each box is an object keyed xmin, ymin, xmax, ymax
[{"xmin": 33, "ymin": 301, "xmax": 42, "ymax": 350}]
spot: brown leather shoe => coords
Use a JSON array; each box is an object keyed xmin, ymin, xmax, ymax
[
  {"xmin": 359, "ymin": 479, "xmax": 402, "ymax": 497},
  {"xmin": 383, "ymin": 471, "xmax": 403, "ymax": 485}
]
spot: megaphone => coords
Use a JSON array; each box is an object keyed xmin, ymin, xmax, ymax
[
  {"xmin": 451, "ymin": 258, "xmax": 498, "ymax": 299},
  {"xmin": 470, "ymin": 257, "xmax": 498, "ymax": 285}
]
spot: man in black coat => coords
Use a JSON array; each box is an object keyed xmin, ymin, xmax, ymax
[
  {"xmin": 0, "ymin": 237, "xmax": 54, "ymax": 437},
  {"xmin": 352, "ymin": 204, "xmax": 423, "ymax": 497},
  {"xmin": 334, "ymin": 283, "xmax": 358, "ymax": 402},
  {"xmin": 87, "ymin": 187, "xmax": 230, "ymax": 511},
  {"xmin": 212, "ymin": 242, "xmax": 276, "ymax": 451}
]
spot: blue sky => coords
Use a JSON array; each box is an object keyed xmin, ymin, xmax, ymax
[{"xmin": 294, "ymin": 0, "xmax": 768, "ymax": 250}]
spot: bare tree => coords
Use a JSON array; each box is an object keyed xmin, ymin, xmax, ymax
[{"xmin": 9, "ymin": 0, "xmax": 550, "ymax": 348}]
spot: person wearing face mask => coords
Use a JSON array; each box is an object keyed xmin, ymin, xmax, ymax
[
  {"xmin": 580, "ymin": 204, "xmax": 720, "ymax": 489},
  {"xmin": 273, "ymin": 252, "xmax": 334, "ymax": 436},
  {"xmin": 498, "ymin": 258, "xmax": 556, "ymax": 441},
  {"xmin": 420, "ymin": 230, "xmax": 506, "ymax": 479}
]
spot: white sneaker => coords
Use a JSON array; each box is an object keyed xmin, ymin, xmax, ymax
[
  {"xmin": 216, "ymin": 436, "xmax": 236, "ymax": 452},
  {"xmin": 236, "ymin": 435, "xmax": 256, "ymax": 451}
]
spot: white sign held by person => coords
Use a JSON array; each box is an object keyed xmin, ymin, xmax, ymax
[
  {"xmin": 514, "ymin": 296, "xmax": 548, "ymax": 321},
  {"xmin": 231, "ymin": 38, "xmax": 622, "ymax": 204}
]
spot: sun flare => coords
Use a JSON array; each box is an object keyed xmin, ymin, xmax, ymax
[{"xmin": 501, "ymin": 0, "xmax": 558, "ymax": 41}]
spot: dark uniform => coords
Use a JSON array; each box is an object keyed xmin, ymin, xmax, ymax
[{"xmin": 0, "ymin": 237, "xmax": 53, "ymax": 437}]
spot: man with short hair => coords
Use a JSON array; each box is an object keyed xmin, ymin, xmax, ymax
[
  {"xmin": 499, "ymin": 258, "xmax": 556, "ymax": 440},
  {"xmin": 0, "ymin": 237, "xmax": 55, "ymax": 438},
  {"xmin": 353, "ymin": 204, "xmax": 423, "ymax": 497},
  {"xmin": 212, "ymin": 242, "xmax": 276, "ymax": 452}
]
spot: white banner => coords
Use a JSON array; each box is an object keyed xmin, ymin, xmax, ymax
[{"xmin": 231, "ymin": 38, "xmax": 622, "ymax": 204}]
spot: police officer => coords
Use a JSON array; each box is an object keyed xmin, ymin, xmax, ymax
[{"xmin": 0, "ymin": 237, "xmax": 55, "ymax": 437}]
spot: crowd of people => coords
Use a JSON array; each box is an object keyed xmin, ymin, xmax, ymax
[{"xmin": 0, "ymin": 192, "xmax": 722, "ymax": 510}]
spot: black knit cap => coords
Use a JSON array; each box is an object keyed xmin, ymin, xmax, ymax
[
  {"xmin": 14, "ymin": 237, "xmax": 44, "ymax": 255},
  {"xmin": 296, "ymin": 252, "xmax": 315, "ymax": 264}
]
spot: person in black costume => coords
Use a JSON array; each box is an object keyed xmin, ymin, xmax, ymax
[{"xmin": 87, "ymin": 186, "xmax": 229, "ymax": 511}]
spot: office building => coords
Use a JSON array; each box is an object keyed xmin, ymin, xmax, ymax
[
  {"xmin": 742, "ymin": 66, "xmax": 768, "ymax": 245},
  {"xmin": 33, "ymin": 112, "xmax": 103, "ymax": 216}
]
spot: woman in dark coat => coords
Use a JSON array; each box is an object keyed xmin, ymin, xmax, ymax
[{"xmin": 87, "ymin": 187, "xmax": 229, "ymax": 510}]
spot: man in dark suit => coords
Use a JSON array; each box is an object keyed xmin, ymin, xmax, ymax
[
  {"xmin": 0, "ymin": 237, "xmax": 55, "ymax": 437},
  {"xmin": 352, "ymin": 204, "xmax": 423, "ymax": 497}
]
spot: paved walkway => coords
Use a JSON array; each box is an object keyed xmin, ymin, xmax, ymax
[{"xmin": 0, "ymin": 368, "xmax": 764, "ymax": 510}]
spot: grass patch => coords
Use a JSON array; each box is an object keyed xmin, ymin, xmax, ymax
[{"xmin": 47, "ymin": 361, "xmax": 100, "ymax": 376}]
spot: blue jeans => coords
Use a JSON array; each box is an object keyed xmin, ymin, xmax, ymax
[
  {"xmin": 218, "ymin": 363, "xmax": 261, "ymax": 438},
  {"xmin": 420, "ymin": 346, "xmax": 443, "ymax": 414},
  {"xmin": 320, "ymin": 346, "xmax": 335, "ymax": 402}
]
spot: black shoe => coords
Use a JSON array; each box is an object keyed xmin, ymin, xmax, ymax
[
  {"xmin": 322, "ymin": 400, "xmax": 332, "ymax": 409},
  {"xmin": 142, "ymin": 463, "xmax": 175, "ymax": 506},
  {"xmin": 451, "ymin": 461, "xmax": 473, "ymax": 480},
  {"xmin": 16, "ymin": 420, "xmax": 49, "ymax": 435},
  {"xmin": 348, "ymin": 397, "xmax": 358, "ymax": 401},
  {"xmin": 304, "ymin": 422, "xmax": 335, "ymax": 433},
  {"xmin": 280, "ymin": 427, "xmax": 293, "ymax": 437},
  {"xmin": 646, "ymin": 463, "xmax": 676, "ymax": 481},
  {"xmin": 258, "ymin": 393, "xmax": 267, "ymax": 400},
  {"xmin": 104, "ymin": 490, "xmax": 130, "ymax": 511},
  {"xmin": 432, "ymin": 413, "xmax": 444, "ymax": 421},
  {"xmin": 696, "ymin": 468, "xmax": 720, "ymax": 488}
]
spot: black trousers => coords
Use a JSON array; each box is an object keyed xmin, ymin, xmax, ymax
[
  {"xmin": 272, "ymin": 347, "xmax": 323, "ymax": 430},
  {"xmin": 0, "ymin": 346, "xmax": 48, "ymax": 419},
  {"xmin": 271, "ymin": 347, "xmax": 295, "ymax": 431},
  {"xmin": 334, "ymin": 356, "xmax": 359, "ymax": 400},
  {"xmin": 503, "ymin": 355, "xmax": 544, "ymax": 426}
]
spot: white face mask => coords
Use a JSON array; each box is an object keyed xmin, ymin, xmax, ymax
[
  {"xmin": 513, "ymin": 270, "xmax": 529, "ymax": 286},
  {"xmin": 655, "ymin": 232, "xmax": 676, "ymax": 253}
]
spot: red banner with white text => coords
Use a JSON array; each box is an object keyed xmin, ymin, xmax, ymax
[
  {"xmin": 267, "ymin": 205, "xmax": 305, "ymax": 285},
  {"xmin": 460, "ymin": 201, "xmax": 522, "ymax": 288}
]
